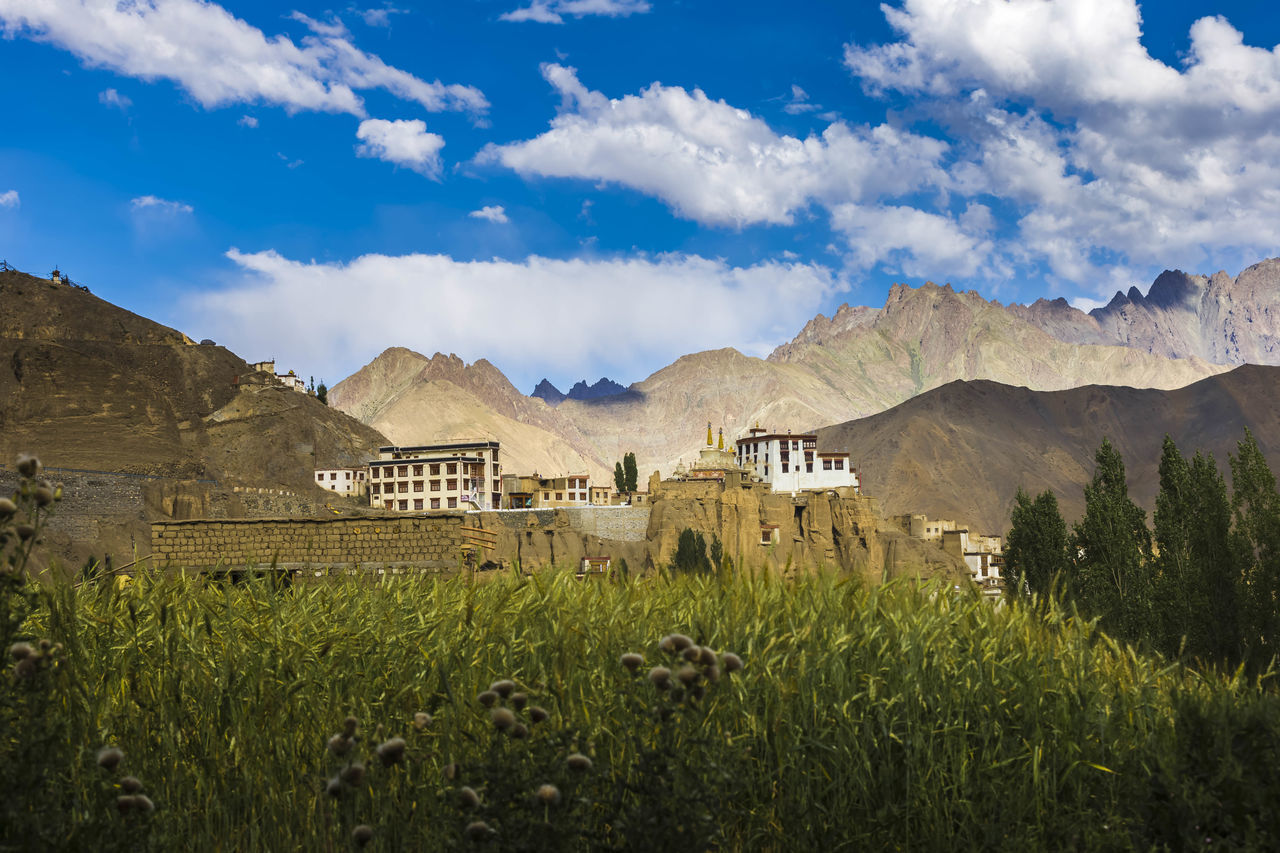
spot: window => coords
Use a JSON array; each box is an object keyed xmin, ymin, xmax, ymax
[
  {"xmin": 823, "ymin": 459, "xmax": 833, "ymax": 471},
  {"xmin": 413, "ymin": 480, "xmax": 424, "ymax": 492},
  {"xmin": 835, "ymin": 459, "xmax": 844, "ymax": 470},
  {"xmin": 371, "ymin": 468, "xmax": 379, "ymax": 478},
  {"xmin": 398, "ymin": 482, "xmax": 408, "ymax": 493},
  {"xmin": 358, "ymin": 472, "xmax": 365, "ymax": 480},
  {"xmin": 414, "ymin": 499, "xmax": 423, "ymax": 510},
  {"xmin": 430, "ymin": 498, "xmax": 440, "ymax": 509},
  {"xmin": 398, "ymin": 465, "xmax": 408, "ymax": 477},
  {"xmin": 431, "ymin": 480, "xmax": 440, "ymax": 491},
  {"xmin": 782, "ymin": 462, "xmax": 789, "ymax": 473},
  {"xmin": 345, "ymin": 471, "xmax": 351, "ymax": 480},
  {"xmin": 556, "ymin": 492, "xmax": 563, "ymax": 501},
  {"xmin": 447, "ymin": 463, "xmax": 457, "ymax": 475},
  {"xmin": 371, "ymin": 484, "xmax": 380, "ymax": 495},
  {"xmin": 384, "ymin": 499, "xmax": 394, "ymax": 509},
  {"xmin": 447, "ymin": 479, "xmax": 457, "ymax": 491},
  {"xmin": 806, "ymin": 463, "xmax": 813, "ymax": 473},
  {"xmin": 317, "ymin": 473, "xmax": 324, "ymax": 481},
  {"xmin": 430, "ymin": 463, "xmax": 440, "ymax": 475},
  {"xmin": 413, "ymin": 464, "xmax": 423, "ymax": 476},
  {"xmin": 542, "ymin": 492, "xmax": 550, "ymax": 500},
  {"xmin": 447, "ymin": 497, "xmax": 457, "ymax": 508},
  {"xmin": 761, "ymin": 528, "xmax": 775, "ymax": 545},
  {"xmin": 330, "ymin": 472, "xmax": 337, "ymax": 480},
  {"xmin": 398, "ymin": 500, "xmax": 408, "ymax": 511}
]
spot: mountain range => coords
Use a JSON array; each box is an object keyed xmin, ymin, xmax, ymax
[{"xmin": 531, "ymin": 377, "xmax": 627, "ymax": 404}]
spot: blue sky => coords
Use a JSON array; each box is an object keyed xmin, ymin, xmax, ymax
[{"xmin": 1, "ymin": 0, "xmax": 1278, "ymax": 394}]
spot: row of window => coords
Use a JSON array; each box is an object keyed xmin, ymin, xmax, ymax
[
  {"xmin": 373, "ymin": 462, "xmax": 488, "ymax": 479},
  {"xmin": 316, "ymin": 471, "xmax": 366, "ymax": 481},
  {"xmin": 540, "ymin": 491, "xmax": 588, "ymax": 502},
  {"xmin": 380, "ymin": 491, "xmax": 503, "ymax": 512}
]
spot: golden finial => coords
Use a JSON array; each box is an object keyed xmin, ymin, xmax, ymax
[
  {"xmin": 707, "ymin": 421, "xmax": 713, "ymax": 446},
  {"xmin": 717, "ymin": 427, "xmax": 724, "ymax": 450}
]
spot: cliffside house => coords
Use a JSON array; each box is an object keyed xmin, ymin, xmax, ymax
[
  {"xmin": 734, "ymin": 425, "xmax": 859, "ymax": 494},
  {"xmin": 501, "ymin": 473, "xmax": 595, "ymax": 509},
  {"xmin": 368, "ymin": 441, "xmax": 501, "ymax": 512},
  {"xmin": 314, "ymin": 467, "xmax": 368, "ymax": 498}
]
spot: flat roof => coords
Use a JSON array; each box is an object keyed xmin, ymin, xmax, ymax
[
  {"xmin": 735, "ymin": 433, "xmax": 817, "ymax": 444},
  {"xmin": 379, "ymin": 441, "xmax": 500, "ymax": 453}
]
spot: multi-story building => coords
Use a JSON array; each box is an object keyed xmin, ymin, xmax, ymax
[
  {"xmin": 501, "ymin": 473, "xmax": 595, "ymax": 509},
  {"xmin": 314, "ymin": 467, "xmax": 368, "ymax": 498},
  {"xmin": 734, "ymin": 426, "xmax": 859, "ymax": 493},
  {"xmin": 368, "ymin": 441, "xmax": 501, "ymax": 512}
]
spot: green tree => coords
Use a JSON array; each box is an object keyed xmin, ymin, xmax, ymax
[
  {"xmin": 1070, "ymin": 438, "xmax": 1153, "ymax": 644},
  {"xmin": 1229, "ymin": 429, "xmax": 1280, "ymax": 670},
  {"xmin": 1152, "ymin": 437, "xmax": 1238, "ymax": 663},
  {"xmin": 316, "ymin": 380, "xmax": 328, "ymax": 406},
  {"xmin": 614, "ymin": 462, "xmax": 626, "ymax": 494},
  {"xmin": 623, "ymin": 452, "xmax": 638, "ymax": 493},
  {"xmin": 1004, "ymin": 487, "xmax": 1070, "ymax": 603},
  {"xmin": 671, "ymin": 528, "xmax": 711, "ymax": 574}
]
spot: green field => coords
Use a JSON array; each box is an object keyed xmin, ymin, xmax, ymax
[{"xmin": 5, "ymin": 565, "xmax": 1280, "ymax": 851}]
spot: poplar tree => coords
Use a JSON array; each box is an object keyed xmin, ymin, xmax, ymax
[
  {"xmin": 614, "ymin": 461, "xmax": 625, "ymax": 494},
  {"xmin": 1229, "ymin": 429, "xmax": 1280, "ymax": 670},
  {"xmin": 623, "ymin": 452, "xmax": 638, "ymax": 493},
  {"xmin": 1070, "ymin": 438, "xmax": 1153, "ymax": 644},
  {"xmin": 1004, "ymin": 487, "xmax": 1070, "ymax": 603}
]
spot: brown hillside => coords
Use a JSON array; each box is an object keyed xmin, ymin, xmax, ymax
[{"xmin": 818, "ymin": 364, "xmax": 1280, "ymax": 535}]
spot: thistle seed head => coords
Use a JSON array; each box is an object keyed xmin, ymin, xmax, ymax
[
  {"xmin": 620, "ymin": 652, "xmax": 644, "ymax": 672},
  {"xmin": 676, "ymin": 665, "xmax": 699, "ymax": 686},
  {"xmin": 327, "ymin": 734, "xmax": 351, "ymax": 756},
  {"xmin": 13, "ymin": 657, "xmax": 38, "ymax": 678},
  {"xmin": 8, "ymin": 642, "xmax": 34, "ymax": 662},
  {"xmin": 96, "ymin": 746, "xmax": 124, "ymax": 772},
  {"xmin": 721, "ymin": 652, "xmax": 743, "ymax": 673},
  {"xmin": 705, "ymin": 664, "xmax": 721, "ymax": 683},
  {"xmin": 489, "ymin": 679, "xmax": 516, "ymax": 699},
  {"xmin": 326, "ymin": 776, "xmax": 344, "ymax": 798},
  {"xmin": 16, "ymin": 523, "xmax": 34, "ymax": 542},
  {"xmin": 659, "ymin": 634, "xmax": 693, "ymax": 654},
  {"xmin": 465, "ymin": 820, "xmax": 494, "ymax": 842},
  {"xmin": 698, "ymin": 646, "xmax": 718, "ymax": 667},
  {"xmin": 340, "ymin": 762, "xmax": 366, "ymax": 785},
  {"xmin": 509, "ymin": 692, "xmax": 527, "ymax": 710},
  {"xmin": 490, "ymin": 707, "xmax": 515, "ymax": 731},
  {"xmin": 528, "ymin": 706, "xmax": 548, "ymax": 724},
  {"xmin": 134, "ymin": 795, "xmax": 155, "ymax": 814},
  {"xmin": 566, "ymin": 752, "xmax": 592, "ymax": 772},
  {"xmin": 648, "ymin": 666, "xmax": 672, "ymax": 690},
  {"xmin": 120, "ymin": 776, "xmax": 143, "ymax": 794},
  {"xmin": 116, "ymin": 795, "xmax": 137, "ymax": 815},
  {"xmin": 38, "ymin": 638, "xmax": 51, "ymax": 652},
  {"xmin": 476, "ymin": 690, "xmax": 499, "ymax": 708},
  {"xmin": 0, "ymin": 497, "xmax": 15, "ymax": 519},
  {"xmin": 509, "ymin": 722, "xmax": 529, "ymax": 739},
  {"xmin": 413, "ymin": 711, "xmax": 432, "ymax": 731},
  {"xmin": 352, "ymin": 825, "xmax": 374, "ymax": 847},
  {"xmin": 536, "ymin": 783, "xmax": 561, "ymax": 806},
  {"xmin": 34, "ymin": 485, "xmax": 53, "ymax": 507},
  {"xmin": 681, "ymin": 645, "xmax": 701, "ymax": 662},
  {"xmin": 376, "ymin": 737, "xmax": 407, "ymax": 767},
  {"xmin": 16, "ymin": 454, "xmax": 39, "ymax": 478},
  {"xmin": 342, "ymin": 716, "xmax": 359, "ymax": 738},
  {"xmin": 458, "ymin": 786, "xmax": 481, "ymax": 809}
]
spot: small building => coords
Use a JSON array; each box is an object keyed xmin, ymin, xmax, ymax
[
  {"xmin": 250, "ymin": 360, "xmax": 276, "ymax": 374},
  {"xmin": 895, "ymin": 514, "xmax": 958, "ymax": 542},
  {"xmin": 941, "ymin": 529, "xmax": 1005, "ymax": 599},
  {"xmin": 369, "ymin": 441, "xmax": 501, "ymax": 512},
  {"xmin": 734, "ymin": 425, "xmax": 859, "ymax": 493},
  {"xmin": 578, "ymin": 556, "xmax": 611, "ymax": 579},
  {"xmin": 276, "ymin": 370, "xmax": 306, "ymax": 393},
  {"xmin": 501, "ymin": 473, "xmax": 595, "ymax": 509},
  {"xmin": 315, "ymin": 467, "xmax": 368, "ymax": 498}
]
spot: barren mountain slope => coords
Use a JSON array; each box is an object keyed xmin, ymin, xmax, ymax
[{"xmin": 818, "ymin": 365, "xmax": 1280, "ymax": 534}]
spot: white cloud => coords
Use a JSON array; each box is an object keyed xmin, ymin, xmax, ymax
[
  {"xmin": 355, "ymin": 118, "xmax": 445, "ymax": 178},
  {"xmin": 0, "ymin": 190, "xmax": 18, "ymax": 208},
  {"xmin": 355, "ymin": 5, "xmax": 407, "ymax": 28},
  {"xmin": 843, "ymin": 0, "xmax": 1280, "ymax": 297},
  {"xmin": 469, "ymin": 205, "xmax": 509, "ymax": 223},
  {"xmin": 482, "ymin": 64, "xmax": 950, "ymax": 228},
  {"xmin": 188, "ymin": 248, "xmax": 843, "ymax": 391},
  {"xmin": 782, "ymin": 84, "xmax": 820, "ymax": 115},
  {"xmin": 500, "ymin": 0, "xmax": 650, "ymax": 24},
  {"xmin": 130, "ymin": 195, "xmax": 193, "ymax": 215},
  {"xmin": 238, "ymin": 114, "xmax": 258, "ymax": 128},
  {"xmin": 1069, "ymin": 296, "xmax": 1108, "ymax": 313},
  {"xmin": 829, "ymin": 203, "xmax": 993, "ymax": 278},
  {"xmin": 0, "ymin": 0, "xmax": 486, "ymax": 117},
  {"xmin": 98, "ymin": 87, "xmax": 131, "ymax": 110}
]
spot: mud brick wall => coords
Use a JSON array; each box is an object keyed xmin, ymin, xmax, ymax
[{"xmin": 150, "ymin": 514, "xmax": 466, "ymax": 571}]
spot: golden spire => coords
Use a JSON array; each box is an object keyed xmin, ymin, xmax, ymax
[
  {"xmin": 717, "ymin": 427, "xmax": 724, "ymax": 450},
  {"xmin": 707, "ymin": 421, "xmax": 713, "ymax": 446}
]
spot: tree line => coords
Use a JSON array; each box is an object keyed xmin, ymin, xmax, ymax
[{"xmin": 1005, "ymin": 430, "xmax": 1280, "ymax": 672}]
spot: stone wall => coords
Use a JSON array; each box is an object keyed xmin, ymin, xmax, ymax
[{"xmin": 150, "ymin": 514, "xmax": 466, "ymax": 572}]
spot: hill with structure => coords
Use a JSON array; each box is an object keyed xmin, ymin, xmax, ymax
[
  {"xmin": 818, "ymin": 364, "xmax": 1280, "ymax": 535},
  {"xmin": 0, "ymin": 266, "xmax": 388, "ymax": 567}
]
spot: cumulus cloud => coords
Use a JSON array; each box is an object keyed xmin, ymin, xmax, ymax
[
  {"xmin": 130, "ymin": 195, "xmax": 193, "ymax": 215},
  {"xmin": 187, "ymin": 248, "xmax": 843, "ymax": 390},
  {"xmin": 355, "ymin": 5, "xmax": 407, "ymax": 28},
  {"xmin": 469, "ymin": 205, "xmax": 509, "ymax": 223},
  {"xmin": 843, "ymin": 0, "xmax": 1280, "ymax": 296},
  {"xmin": 500, "ymin": 0, "xmax": 650, "ymax": 24},
  {"xmin": 355, "ymin": 118, "xmax": 445, "ymax": 178},
  {"xmin": 0, "ymin": 0, "xmax": 486, "ymax": 117},
  {"xmin": 483, "ymin": 64, "xmax": 952, "ymax": 229},
  {"xmin": 829, "ymin": 203, "xmax": 994, "ymax": 278},
  {"xmin": 238, "ymin": 114, "xmax": 258, "ymax": 128},
  {"xmin": 782, "ymin": 84, "xmax": 820, "ymax": 115},
  {"xmin": 0, "ymin": 190, "xmax": 19, "ymax": 208},
  {"xmin": 98, "ymin": 87, "xmax": 131, "ymax": 110}
]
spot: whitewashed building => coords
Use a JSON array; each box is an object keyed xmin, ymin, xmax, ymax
[
  {"xmin": 315, "ymin": 467, "xmax": 368, "ymax": 498},
  {"xmin": 368, "ymin": 441, "xmax": 501, "ymax": 512},
  {"xmin": 734, "ymin": 426, "xmax": 859, "ymax": 493}
]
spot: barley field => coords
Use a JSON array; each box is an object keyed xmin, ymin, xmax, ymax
[{"xmin": 4, "ymin": 563, "xmax": 1279, "ymax": 852}]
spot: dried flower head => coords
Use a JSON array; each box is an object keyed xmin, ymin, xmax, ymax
[
  {"xmin": 566, "ymin": 752, "xmax": 593, "ymax": 772},
  {"xmin": 326, "ymin": 776, "xmax": 344, "ymax": 798},
  {"xmin": 8, "ymin": 642, "xmax": 34, "ymax": 662},
  {"xmin": 0, "ymin": 497, "xmax": 15, "ymax": 519},
  {"xmin": 134, "ymin": 795, "xmax": 155, "ymax": 814},
  {"xmin": 536, "ymin": 783, "xmax": 561, "ymax": 806},
  {"xmin": 721, "ymin": 652, "xmax": 744, "ymax": 674},
  {"xmin": 413, "ymin": 711, "xmax": 432, "ymax": 731},
  {"xmin": 96, "ymin": 746, "xmax": 124, "ymax": 772},
  {"xmin": 340, "ymin": 763, "xmax": 366, "ymax": 785},
  {"xmin": 33, "ymin": 485, "xmax": 53, "ymax": 507},
  {"xmin": 659, "ymin": 634, "xmax": 693, "ymax": 654},
  {"xmin": 444, "ymin": 762, "xmax": 459, "ymax": 780},
  {"xmin": 682, "ymin": 646, "xmax": 702, "ymax": 663},
  {"xmin": 13, "ymin": 657, "xmax": 38, "ymax": 679},
  {"xmin": 490, "ymin": 679, "xmax": 516, "ymax": 699},
  {"xmin": 120, "ymin": 776, "xmax": 144, "ymax": 794},
  {"xmin": 458, "ymin": 786, "xmax": 481, "ymax": 809},
  {"xmin": 327, "ymin": 734, "xmax": 351, "ymax": 756},
  {"xmin": 705, "ymin": 664, "xmax": 722, "ymax": 683},
  {"xmin": 620, "ymin": 652, "xmax": 644, "ymax": 672},
  {"xmin": 699, "ymin": 646, "xmax": 718, "ymax": 667},
  {"xmin": 528, "ymin": 706, "xmax": 548, "ymax": 724},
  {"xmin": 38, "ymin": 638, "xmax": 51, "ymax": 652},
  {"xmin": 490, "ymin": 707, "xmax": 515, "ymax": 731},
  {"xmin": 376, "ymin": 737, "xmax": 407, "ymax": 767},
  {"xmin": 509, "ymin": 722, "xmax": 529, "ymax": 739},
  {"xmin": 16, "ymin": 454, "xmax": 40, "ymax": 478},
  {"xmin": 509, "ymin": 692, "xmax": 527, "ymax": 710},
  {"xmin": 15, "ymin": 523, "xmax": 35, "ymax": 542},
  {"xmin": 476, "ymin": 690, "xmax": 499, "ymax": 708},
  {"xmin": 648, "ymin": 666, "xmax": 672, "ymax": 690},
  {"xmin": 116, "ymin": 795, "xmax": 137, "ymax": 815},
  {"xmin": 343, "ymin": 716, "xmax": 359, "ymax": 738},
  {"xmin": 351, "ymin": 825, "xmax": 374, "ymax": 847},
  {"xmin": 465, "ymin": 820, "xmax": 494, "ymax": 842},
  {"xmin": 676, "ymin": 665, "xmax": 699, "ymax": 686}
]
